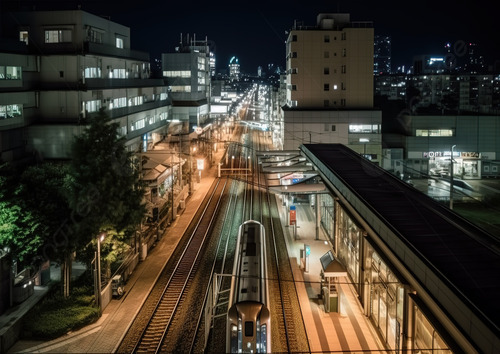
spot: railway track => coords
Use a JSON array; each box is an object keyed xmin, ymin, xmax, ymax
[
  {"xmin": 120, "ymin": 85, "xmax": 310, "ymax": 353},
  {"xmin": 120, "ymin": 178, "xmax": 228, "ymax": 353},
  {"xmin": 253, "ymin": 128, "xmax": 310, "ymax": 353}
]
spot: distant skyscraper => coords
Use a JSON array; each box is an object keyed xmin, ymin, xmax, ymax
[
  {"xmin": 229, "ymin": 56, "xmax": 240, "ymax": 81},
  {"xmin": 374, "ymin": 35, "xmax": 391, "ymax": 75},
  {"xmin": 209, "ymin": 52, "xmax": 216, "ymax": 77},
  {"xmin": 444, "ymin": 41, "xmax": 486, "ymax": 73}
]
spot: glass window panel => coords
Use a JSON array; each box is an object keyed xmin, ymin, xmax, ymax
[{"xmin": 379, "ymin": 290, "xmax": 387, "ymax": 339}]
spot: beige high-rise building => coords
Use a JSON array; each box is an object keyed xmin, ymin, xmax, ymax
[
  {"xmin": 280, "ymin": 13, "xmax": 381, "ymax": 163},
  {"xmin": 286, "ymin": 13, "xmax": 374, "ymax": 109}
]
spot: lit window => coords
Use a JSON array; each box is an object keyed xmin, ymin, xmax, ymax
[
  {"xmin": 45, "ymin": 29, "xmax": 72, "ymax": 43},
  {"xmin": 0, "ymin": 66, "xmax": 22, "ymax": 80},
  {"xmin": 116, "ymin": 37, "xmax": 124, "ymax": 49},
  {"xmin": 132, "ymin": 118, "xmax": 145, "ymax": 131},
  {"xmin": 349, "ymin": 124, "xmax": 380, "ymax": 133},
  {"xmin": 111, "ymin": 97, "xmax": 127, "ymax": 109},
  {"xmin": 112, "ymin": 68, "xmax": 127, "ymax": 78},
  {"xmin": 169, "ymin": 86, "xmax": 191, "ymax": 93},
  {"xmin": 84, "ymin": 67, "xmax": 102, "ymax": 78},
  {"xmin": 19, "ymin": 31, "xmax": 29, "ymax": 44},
  {"xmin": 84, "ymin": 100, "xmax": 102, "ymax": 113},
  {"xmin": 128, "ymin": 96, "xmax": 144, "ymax": 107},
  {"xmin": 416, "ymin": 129, "xmax": 453, "ymax": 137},
  {"xmin": 163, "ymin": 70, "xmax": 191, "ymax": 78},
  {"xmin": 0, "ymin": 104, "xmax": 23, "ymax": 119}
]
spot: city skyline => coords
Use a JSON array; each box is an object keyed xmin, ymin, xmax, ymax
[{"xmin": 2, "ymin": 0, "xmax": 499, "ymax": 73}]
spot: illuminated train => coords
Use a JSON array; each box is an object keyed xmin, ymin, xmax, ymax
[{"xmin": 226, "ymin": 220, "xmax": 271, "ymax": 353}]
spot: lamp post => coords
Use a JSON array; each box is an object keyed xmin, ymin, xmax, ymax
[
  {"xmin": 246, "ymin": 156, "xmax": 250, "ymax": 181},
  {"xmin": 95, "ymin": 232, "xmax": 106, "ymax": 313},
  {"xmin": 450, "ymin": 145, "xmax": 456, "ymax": 209},
  {"xmin": 360, "ymin": 138, "xmax": 369, "ymax": 158}
]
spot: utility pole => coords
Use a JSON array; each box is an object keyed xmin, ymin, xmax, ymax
[{"xmin": 450, "ymin": 145, "xmax": 456, "ymax": 209}]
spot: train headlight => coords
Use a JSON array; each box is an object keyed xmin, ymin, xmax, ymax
[
  {"xmin": 230, "ymin": 324, "xmax": 239, "ymax": 353},
  {"xmin": 260, "ymin": 324, "xmax": 267, "ymax": 353}
]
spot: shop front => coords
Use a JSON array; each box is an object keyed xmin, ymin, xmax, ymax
[
  {"xmin": 423, "ymin": 150, "xmax": 481, "ymax": 179},
  {"xmin": 365, "ymin": 243, "xmax": 405, "ymax": 352}
]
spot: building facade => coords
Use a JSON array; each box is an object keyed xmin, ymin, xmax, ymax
[
  {"xmin": 403, "ymin": 114, "xmax": 500, "ymax": 179},
  {"xmin": 228, "ymin": 56, "xmax": 240, "ymax": 82},
  {"xmin": 374, "ymin": 34, "xmax": 391, "ymax": 75},
  {"xmin": 285, "ymin": 13, "xmax": 374, "ymax": 109},
  {"xmin": 1, "ymin": 9, "xmax": 172, "ymax": 161},
  {"xmin": 162, "ymin": 34, "xmax": 211, "ymax": 130},
  {"xmin": 282, "ymin": 13, "xmax": 381, "ymax": 162}
]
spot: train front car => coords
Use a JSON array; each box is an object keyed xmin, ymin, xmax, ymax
[{"xmin": 227, "ymin": 220, "xmax": 271, "ymax": 353}]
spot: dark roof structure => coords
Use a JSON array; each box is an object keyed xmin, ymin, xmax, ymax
[{"xmin": 300, "ymin": 143, "xmax": 500, "ymax": 350}]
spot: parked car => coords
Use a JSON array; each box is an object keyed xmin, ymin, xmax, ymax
[{"xmin": 111, "ymin": 275, "xmax": 125, "ymax": 298}]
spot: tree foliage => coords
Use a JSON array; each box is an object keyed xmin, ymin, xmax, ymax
[
  {"xmin": 68, "ymin": 110, "xmax": 145, "ymax": 262},
  {"xmin": 19, "ymin": 162, "xmax": 73, "ymax": 264},
  {"xmin": 0, "ymin": 171, "xmax": 45, "ymax": 266}
]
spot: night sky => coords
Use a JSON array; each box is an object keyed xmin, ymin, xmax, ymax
[{"xmin": 4, "ymin": 0, "xmax": 499, "ymax": 73}]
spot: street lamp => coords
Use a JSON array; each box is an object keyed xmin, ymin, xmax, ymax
[
  {"xmin": 231, "ymin": 155, "xmax": 235, "ymax": 174},
  {"xmin": 359, "ymin": 138, "xmax": 369, "ymax": 158},
  {"xmin": 246, "ymin": 156, "xmax": 251, "ymax": 181},
  {"xmin": 95, "ymin": 232, "xmax": 106, "ymax": 313}
]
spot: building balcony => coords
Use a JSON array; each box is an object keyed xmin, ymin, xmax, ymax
[
  {"xmin": 169, "ymin": 91, "xmax": 208, "ymax": 102},
  {"xmin": 83, "ymin": 77, "xmax": 166, "ymax": 89},
  {"xmin": 86, "ymin": 99, "xmax": 172, "ymax": 121},
  {"xmin": 84, "ymin": 42, "xmax": 150, "ymax": 61}
]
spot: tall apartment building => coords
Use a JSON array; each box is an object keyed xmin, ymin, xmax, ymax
[
  {"xmin": 0, "ymin": 9, "xmax": 171, "ymax": 161},
  {"xmin": 282, "ymin": 13, "xmax": 381, "ymax": 162},
  {"xmin": 286, "ymin": 13, "xmax": 374, "ymax": 109}
]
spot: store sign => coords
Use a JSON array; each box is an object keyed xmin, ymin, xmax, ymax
[
  {"xmin": 290, "ymin": 205, "xmax": 296, "ymax": 225},
  {"xmin": 461, "ymin": 152, "xmax": 479, "ymax": 158},
  {"xmin": 423, "ymin": 151, "xmax": 479, "ymax": 158}
]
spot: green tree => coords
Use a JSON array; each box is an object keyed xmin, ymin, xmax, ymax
[
  {"xmin": 19, "ymin": 163, "xmax": 75, "ymax": 292},
  {"xmin": 67, "ymin": 110, "xmax": 145, "ymax": 293},
  {"xmin": 0, "ymin": 173, "xmax": 45, "ymax": 268}
]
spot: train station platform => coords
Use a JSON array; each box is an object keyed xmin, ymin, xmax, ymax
[{"xmin": 276, "ymin": 198, "xmax": 385, "ymax": 353}]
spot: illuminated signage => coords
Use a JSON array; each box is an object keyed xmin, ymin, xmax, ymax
[{"xmin": 423, "ymin": 151, "xmax": 479, "ymax": 158}]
